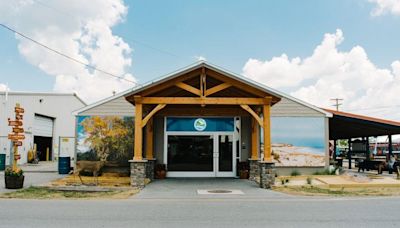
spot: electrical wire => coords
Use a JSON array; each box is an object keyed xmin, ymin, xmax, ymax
[{"xmin": 0, "ymin": 23, "xmax": 139, "ymax": 85}]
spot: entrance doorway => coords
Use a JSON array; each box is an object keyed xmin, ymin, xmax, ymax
[
  {"xmin": 33, "ymin": 136, "xmax": 52, "ymax": 161},
  {"xmin": 166, "ymin": 133, "xmax": 235, "ymax": 177}
]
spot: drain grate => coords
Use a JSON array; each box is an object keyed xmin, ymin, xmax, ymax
[
  {"xmin": 197, "ymin": 189, "xmax": 244, "ymax": 195},
  {"xmin": 207, "ymin": 190, "xmax": 232, "ymax": 194}
]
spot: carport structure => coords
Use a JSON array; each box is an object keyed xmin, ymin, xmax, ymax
[{"xmin": 324, "ymin": 109, "xmax": 400, "ymax": 170}]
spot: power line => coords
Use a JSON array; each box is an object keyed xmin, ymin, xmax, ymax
[
  {"xmin": 32, "ymin": 0, "xmax": 186, "ymax": 60},
  {"xmin": 0, "ymin": 23, "xmax": 139, "ymax": 85}
]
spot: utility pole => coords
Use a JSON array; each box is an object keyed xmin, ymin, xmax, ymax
[{"xmin": 330, "ymin": 98, "xmax": 343, "ymax": 111}]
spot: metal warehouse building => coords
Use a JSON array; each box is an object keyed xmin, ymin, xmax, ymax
[{"xmin": 0, "ymin": 92, "xmax": 86, "ymax": 165}]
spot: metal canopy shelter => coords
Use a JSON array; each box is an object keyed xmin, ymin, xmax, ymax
[
  {"xmin": 324, "ymin": 109, "xmax": 400, "ymax": 140},
  {"xmin": 324, "ymin": 109, "xmax": 400, "ymax": 170}
]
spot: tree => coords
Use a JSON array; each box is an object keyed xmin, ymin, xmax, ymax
[{"xmin": 80, "ymin": 116, "xmax": 134, "ymax": 162}]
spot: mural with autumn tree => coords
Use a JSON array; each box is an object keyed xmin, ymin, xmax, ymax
[{"xmin": 76, "ymin": 116, "xmax": 134, "ymax": 165}]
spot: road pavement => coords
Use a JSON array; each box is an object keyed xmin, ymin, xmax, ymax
[{"xmin": 1, "ymin": 195, "xmax": 400, "ymax": 227}]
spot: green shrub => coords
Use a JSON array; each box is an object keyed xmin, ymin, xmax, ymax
[
  {"xmin": 306, "ymin": 176, "xmax": 312, "ymax": 185},
  {"xmin": 290, "ymin": 170, "xmax": 301, "ymax": 176},
  {"xmin": 5, "ymin": 167, "xmax": 24, "ymax": 177},
  {"xmin": 313, "ymin": 168, "xmax": 336, "ymax": 175}
]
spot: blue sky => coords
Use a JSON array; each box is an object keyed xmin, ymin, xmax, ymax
[{"xmin": 1, "ymin": 0, "xmax": 400, "ymax": 119}]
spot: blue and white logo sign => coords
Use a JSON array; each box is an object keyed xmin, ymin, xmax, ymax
[{"xmin": 193, "ymin": 118, "xmax": 207, "ymax": 131}]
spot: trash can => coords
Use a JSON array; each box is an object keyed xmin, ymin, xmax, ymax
[
  {"xmin": 58, "ymin": 156, "xmax": 71, "ymax": 174},
  {"xmin": 0, "ymin": 154, "xmax": 5, "ymax": 171}
]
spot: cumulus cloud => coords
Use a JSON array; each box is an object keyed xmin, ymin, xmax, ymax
[
  {"xmin": 243, "ymin": 29, "xmax": 400, "ymax": 120},
  {"xmin": 369, "ymin": 0, "xmax": 400, "ymax": 16},
  {"xmin": 0, "ymin": 83, "xmax": 9, "ymax": 92},
  {"xmin": 195, "ymin": 55, "xmax": 207, "ymax": 61},
  {"xmin": 0, "ymin": 0, "xmax": 135, "ymax": 102}
]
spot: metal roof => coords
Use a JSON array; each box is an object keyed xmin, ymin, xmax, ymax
[
  {"xmin": 0, "ymin": 91, "xmax": 86, "ymax": 105},
  {"xmin": 324, "ymin": 109, "xmax": 400, "ymax": 139},
  {"xmin": 74, "ymin": 61, "xmax": 332, "ymax": 117}
]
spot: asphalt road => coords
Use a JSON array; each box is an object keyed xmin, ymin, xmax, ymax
[{"xmin": 0, "ymin": 197, "xmax": 399, "ymax": 228}]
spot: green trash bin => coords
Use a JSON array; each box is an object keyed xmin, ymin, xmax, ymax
[{"xmin": 0, "ymin": 154, "xmax": 6, "ymax": 171}]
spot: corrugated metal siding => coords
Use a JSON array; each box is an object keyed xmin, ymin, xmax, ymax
[
  {"xmin": 0, "ymin": 93, "xmax": 85, "ymax": 164},
  {"xmin": 79, "ymin": 96, "xmax": 134, "ymax": 116},
  {"xmin": 33, "ymin": 115, "xmax": 53, "ymax": 137},
  {"xmin": 271, "ymin": 97, "xmax": 325, "ymax": 117}
]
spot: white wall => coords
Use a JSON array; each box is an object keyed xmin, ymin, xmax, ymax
[{"xmin": 0, "ymin": 92, "xmax": 85, "ymax": 165}]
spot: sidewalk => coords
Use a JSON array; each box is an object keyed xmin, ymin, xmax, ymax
[
  {"xmin": 20, "ymin": 161, "xmax": 58, "ymax": 173},
  {"xmin": 1, "ymin": 161, "xmax": 62, "ymax": 193}
]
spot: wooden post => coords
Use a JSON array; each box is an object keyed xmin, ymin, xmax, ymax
[
  {"xmin": 12, "ymin": 145, "xmax": 18, "ymax": 171},
  {"xmin": 145, "ymin": 118, "xmax": 154, "ymax": 160},
  {"xmin": 134, "ymin": 101, "xmax": 143, "ymax": 161},
  {"xmin": 251, "ymin": 117, "xmax": 259, "ymax": 160},
  {"xmin": 263, "ymin": 104, "xmax": 272, "ymax": 162}
]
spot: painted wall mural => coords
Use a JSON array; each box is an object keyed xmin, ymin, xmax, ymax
[
  {"xmin": 270, "ymin": 117, "xmax": 326, "ymax": 167},
  {"xmin": 76, "ymin": 116, "xmax": 134, "ymax": 165}
]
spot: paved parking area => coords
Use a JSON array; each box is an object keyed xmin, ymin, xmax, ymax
[{"xmin": 133, "ymin": 178, "xmax": 293, "ymax": 199}]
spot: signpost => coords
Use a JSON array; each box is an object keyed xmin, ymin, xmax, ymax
[{"xmin": 7, "ymin": 103, "xmax": 25, "ymax": 172}]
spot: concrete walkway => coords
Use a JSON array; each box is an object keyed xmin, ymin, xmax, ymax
[
  {"xmin": 20, "ymin": 161, "xmax": 58, "ymax": 172},
  {"xmin": 133, "ymin": 178, "xmax": 292, "ymax": 199}
]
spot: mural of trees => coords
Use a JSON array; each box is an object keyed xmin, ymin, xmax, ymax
[{"xmin": 77, "ymin": 116, "xmax": 134, "ymax": 165}]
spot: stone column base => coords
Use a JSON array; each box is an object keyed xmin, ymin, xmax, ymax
[
  {"xmin": 146, "ymin": 158, "xmax": 156, "ymax": 181},
  {"xmin": 248, "ymin": 159, "xmax": 260, "ymax": 181},
  {"xmin": 259, "ymin": 161, "xmax": 275, "ymax": 189},
  {"xmin": 129, "ymin": 160, "xmax": 148, "ymax": 189}
]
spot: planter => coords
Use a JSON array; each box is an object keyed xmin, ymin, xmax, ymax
[
  {"xmin": 155, "ymin": 170, "xmax": 166, "ymax": 179},
  {"xmin": 239, "ymin": 170, "xmax": 249, "ymax": 179},
  {"xmin": 5, "ymin": 175, "xmax": 24, "ymax": 189}
]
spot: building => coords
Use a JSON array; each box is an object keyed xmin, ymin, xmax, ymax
[
  {"xmin": 0, "ymin": 92, "xmax": 86, "ymax": 165},
  {"xmin": 74, "ymin": 61, "xmax": 400, "ymax": 188},
  {"xmin": 74, "ymin": 62, "xmax": 335, "ymax": 187}
]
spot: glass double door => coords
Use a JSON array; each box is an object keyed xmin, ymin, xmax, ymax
[{"xmin": 167, "ymin": 133, "xmax": 235, "ymax": 177}]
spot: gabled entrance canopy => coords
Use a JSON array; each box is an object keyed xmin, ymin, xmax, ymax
[{"xmin": 124, "ymin": 61, "xmax": 282, "ymax": 163}]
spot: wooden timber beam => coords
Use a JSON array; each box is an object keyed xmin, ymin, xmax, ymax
[
  {"xmin": 175, "ymin": 82, "xmax": 201, "ymax": 96},
  {"xmin": 200, "ymin": 67, "xmax": 205, "ymax": 97},
  {"xmin": 240, "ymin": 104, "xmax": 263, "ymax": 127},
  {"xmin": 263, "ymin": 104, "xmax": 272, "ymax": 162},
  {"xmin": 140, "ymin": 97, "xmax": 272, "ymax": 105},
  {"xmin": 133, "ymin": 100, "xmax": 143, "ymax": 161},
  {"xmin": 205, "ymin": 83, "xmax": 232, "ymax": 96},
  {"xmin": 140, "ymin": 70, "xmax": 201, "ymax": 97},
  {"xmin": 251, "ymin": 118, "xmax": 259, "ymax": 160},
  {"xmin": 145, "ymin": 118, "xmax": 154, "ymax": 160},
  {"xmin": 141, "ymin": 104, "xmax": 166, "ymax": 128},
  {"xmin": 205, "ymin": 69, "xmax": 268, "ymax": 98}
]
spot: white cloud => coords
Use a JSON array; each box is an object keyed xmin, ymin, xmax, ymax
[
  {"xmin": 242, "ymin": 29, "xmax": 400, "ymax": 121},
  {"xmin": 369, "ymin": 0, "xmax": 400, "ymax": 16},
  {"xmin": 0, "ymin": 84, "xmax": 9, "ymax": 92},
  {"xmin": 195, "ymin": 55, "xmax": 207, "ymax": 61},
  {"xmin": 0, "ymin": 0, "xmax": 135, "ymax": 103}
]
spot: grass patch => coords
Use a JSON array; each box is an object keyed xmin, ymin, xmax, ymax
[
  {"xmin": 290, "ymin": 170, "xmax": 301, "ymax": 176},
  {"xmin": 0, "ymin": 186, "xmax": 138, "ymax": 199},
  {"xmin": 313, "ymin": 168, "xmax": 336, "ymax": 175},
  {"xmin": 274, "ymin": 186, "xmax": 400, "ymax": 197}
]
